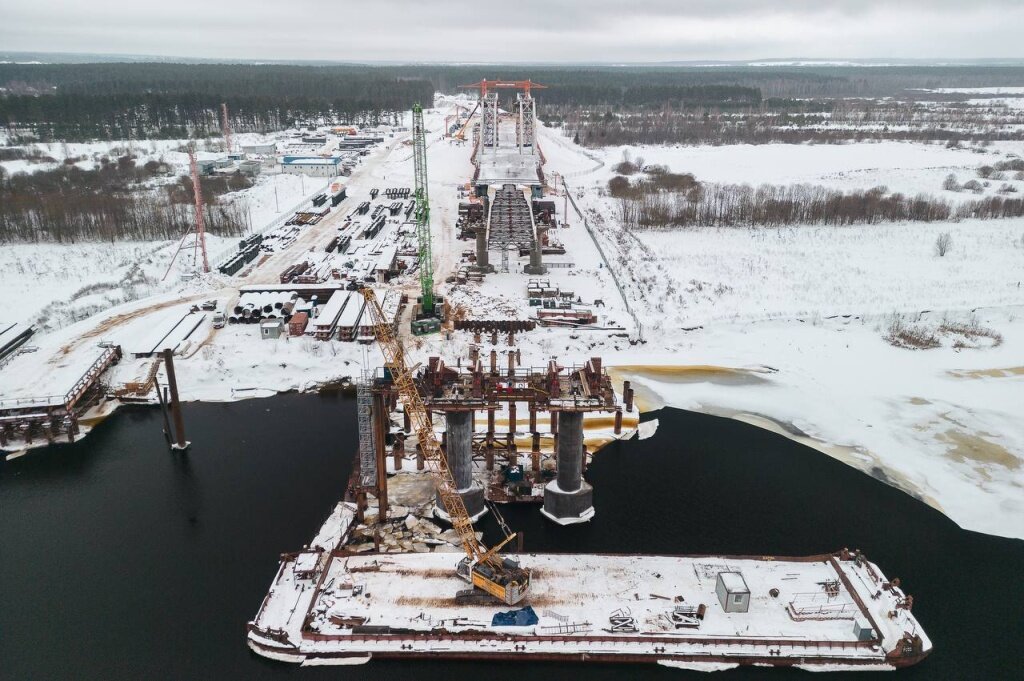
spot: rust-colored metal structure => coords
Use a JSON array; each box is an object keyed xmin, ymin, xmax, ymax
[
  {"xmin": 459, "ymin": 79, "xmax": 548, "ymax": 98},
  {"xmin": 0, "ymin": 345, "xmax": 121, "ymax": 448}
]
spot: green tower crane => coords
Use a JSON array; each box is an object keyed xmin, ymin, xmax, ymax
[{"xmin": 412, "ymin": 103, "xmax": 435, "ymax": 317}]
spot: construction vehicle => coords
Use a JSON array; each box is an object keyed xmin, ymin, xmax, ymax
[
  {"xmin": 451, "ymin": 100, "xmax": 480, "ymax": 142},
  {"xmin": 360, "ymin": 287, "xmax": 531, "ymax": 605},
  {"xmin": 410, "ymin": 103, "xmax": 441, "ymax": 335}
]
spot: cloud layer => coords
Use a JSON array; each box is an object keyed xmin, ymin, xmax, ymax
[{"xmin": 2, "ymin": 0, "xmax": 1022, "ymax": 61}]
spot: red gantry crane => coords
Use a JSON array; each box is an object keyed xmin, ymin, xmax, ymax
[{"xmin": 452, "ymin": 80, "xmax": 547, "ymax": 142}]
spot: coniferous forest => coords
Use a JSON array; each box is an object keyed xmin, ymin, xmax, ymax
[
  {"xmin": 0, "ymin": 63, "xmax": 435, "ymax": 142},
  {"xmin": 4, "ymin": 62, "xmax": 1024, "ymax": 143}
]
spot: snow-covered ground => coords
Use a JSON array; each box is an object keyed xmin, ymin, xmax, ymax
[
  {"xmin": 572, "ymin": 139, "xmax": 1024, "ymax": 202},
  {"xmin": 598, "ymin": 308, "xmax": 1024, "ymax": 540},
  {"xmin": 3, "ymin": 104, "xmax": 1022, "ymax": 541},
  {"xmin": 0, "ymin": 134, "xmax": 334, "ymax": 331},
  {"xmin": 631, "ymin": 220, "xmax": 1024, "ymax": 327},
  {"xmin": 921, "ymin": 86, "xmax": 1024, "ymax": 95},
  {"xmin": 535, "ymin": 122, "xmax": 1024, "ymax": 540},
  {"xmin": 966, "ymin": 97, "xmax": 1024, "ymax": 110}
]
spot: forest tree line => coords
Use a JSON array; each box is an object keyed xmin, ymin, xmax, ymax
[
  {"xmin": 608, "ymin": 169, "xmax": 1024, "ymax": 229},
  {"xmin": 7, "ymin": 62, "xmax": 1024, "ymax": 143},
  {"xmin": 557, "ymin": 93, "xmax": 1024, "ymax": 147},
  {"xmin": 415, "ymin": 64, "xmax": 1024, "ymax": 102},
  {"xmin": 0, "ymin": 155, "xmax": 248, "ymax": 242},
  {"xmin": 0, "ymin": 63, "xmax": 434, "ymax": 142}
]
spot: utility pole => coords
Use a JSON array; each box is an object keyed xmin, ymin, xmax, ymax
[{"xmin": 221, "ymin": 102, "xmax": 233, "ymax": 154}]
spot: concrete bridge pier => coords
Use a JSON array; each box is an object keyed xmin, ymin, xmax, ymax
[
  {"xmin": 437, "ymin": 410, "xmax": 486, "ymax": 520},
  {"xmin": 473, "ymin": 228, "xmax": 493, "ymax": 273},
  {"xmin": 542, "ymin": 410, "xmax": 594, "ymax": 524}
]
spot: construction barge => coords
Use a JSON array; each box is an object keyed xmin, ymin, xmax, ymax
[
  {"xmin": 245, "ymin": 292, "xmax": 929, "ymax": 667},
  {"xmin": 248, "ymin": 294, "xmax": 931, "ymax": 671},
  {"xmin": 248, "ymin": 504, "xmax": 930, "ymax": 670}
]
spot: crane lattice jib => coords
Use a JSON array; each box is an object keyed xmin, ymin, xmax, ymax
[
  {"xmin": 360, "ymin": 288, "xmax": 482, "ymax": 562},
  {"xmin": 412, "ymin": 104, "xmax": 434, "ymax": 314}
]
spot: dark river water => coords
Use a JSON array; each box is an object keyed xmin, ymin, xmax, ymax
[{"xmin": 1, "ymin": 393, "xmax": 1021, "ymax": 680}]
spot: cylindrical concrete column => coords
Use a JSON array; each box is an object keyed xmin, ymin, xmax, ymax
[
  {"xmin": 530, "ymin": 242, "xmax": 544, "ymax": 271},
  {"xmin": 446, "ymin": 410, "xmax": 474, "ymax": 491},
  {"xmin": 556, "ymin": 411, "xmax": 584, "ymax": 492},
  {"xmin": 475, "ymin": 230, "xmax": 490, "ymax": 269}
]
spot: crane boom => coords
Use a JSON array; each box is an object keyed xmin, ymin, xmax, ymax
[
  {"xmin": 361, "ymin": 288, "xmax": 482, "ymax": 560},
  {"xmin": 360, "ymin": 288, "xmax": 531, "ymax": 605},
  {"xmin": 453, "ymin": 100, "xmax": 480, "ymax": 141}
]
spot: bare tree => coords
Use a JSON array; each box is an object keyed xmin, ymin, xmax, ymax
[{"xmin": 935, "ymin": 232, "xmax": 952, "ymax": 257}]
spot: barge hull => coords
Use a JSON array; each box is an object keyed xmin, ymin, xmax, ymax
[{"xmin": 249, "ymin": 636, "xmax": 927, "ymax": 669}]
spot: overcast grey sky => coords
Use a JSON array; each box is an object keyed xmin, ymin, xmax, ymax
[{"xmin": 2, "ymin": 0, "xmax": 1022, "ymax": 62}]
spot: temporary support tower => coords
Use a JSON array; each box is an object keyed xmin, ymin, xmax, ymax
[{"xmin": 356, "ymin": 370, "xmax": 376, "ymax": 489}]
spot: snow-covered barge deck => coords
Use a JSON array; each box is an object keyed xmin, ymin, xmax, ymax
[{"xmin": 248, "ymin": 542, "xmax": 930, "ymax": 670}]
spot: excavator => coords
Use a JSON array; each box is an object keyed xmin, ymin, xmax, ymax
[{"xmin": 360, "ymin": 287, "xmax": 532, "ymax": 606}]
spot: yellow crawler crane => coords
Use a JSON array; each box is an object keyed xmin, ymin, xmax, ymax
[{"xmin": 360, "ymin": 288, "xmax": 531, "ymax": 605}]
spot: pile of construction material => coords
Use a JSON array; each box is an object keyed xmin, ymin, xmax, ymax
[
  {"xmin": 280, "ymin": 261, "xmax": 310, "ymax": 284},
  {"xmin": 285, "ymin": 208, "xmax": 330, "ymax": 226},
  {"xmin": 362, "ymin": 214, "xmax": 386, "ymax": 239},
  {"xmin": 527, "ymin": 279, "xmax": 563, "ymax": 300},
  {"xmin": 346, "ymin": 504, "xmax": 482, "ymax": 554},
  {"xmin": 229, "ymin": 292, "xmax": 300, "ymax": 324},
  {"xmin": 217, "ymin": 233, "xmax": 263, "ymax": 276}
]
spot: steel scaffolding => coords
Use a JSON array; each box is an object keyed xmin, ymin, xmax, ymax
[{"xmin": 357, "ymin": 370, "xmax": 376, "ymax": 488}]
